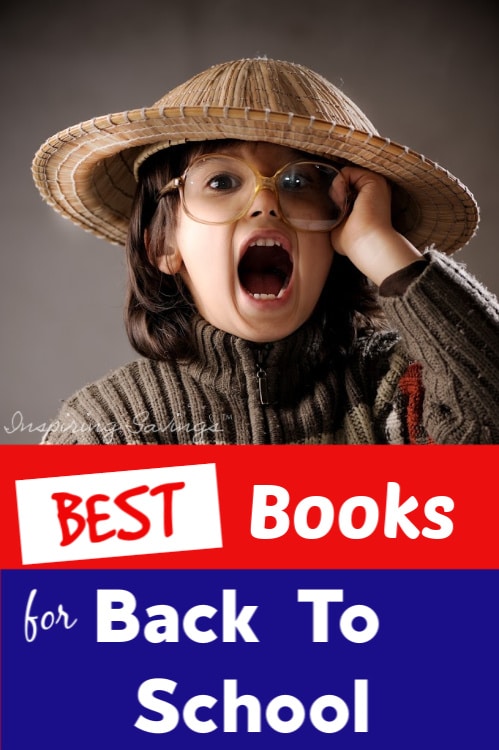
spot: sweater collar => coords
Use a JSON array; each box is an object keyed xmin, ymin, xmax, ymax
[{"xmin": 187, "ymin": 315, "xmax": 332, "ymax": 406}]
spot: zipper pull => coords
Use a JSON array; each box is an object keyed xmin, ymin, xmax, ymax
[
  {"xmin": 256, "ymin": 364, "xmax": 270, "ymax": 405},
  {"xmin": 256, "ymin": 347, "xmax": 271, "ymax": 406}
]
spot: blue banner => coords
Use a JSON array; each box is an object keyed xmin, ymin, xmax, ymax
[{"xmin": 2, "ymin": 569, "xmax": 497, "ymax": 747}]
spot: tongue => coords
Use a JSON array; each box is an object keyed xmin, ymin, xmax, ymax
[{"xmin": 240, "ymin": 269, "xmax": 284, "ymax": 296}]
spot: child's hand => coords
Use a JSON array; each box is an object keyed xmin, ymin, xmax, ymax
[{"xmin": 330, "ymin": 166, "xmax": 423, "ymax": 286}]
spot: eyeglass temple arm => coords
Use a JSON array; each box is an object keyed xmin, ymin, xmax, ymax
[{"xmin": 157, "ymin": 177, "xmax": 182, "ymax": 200}]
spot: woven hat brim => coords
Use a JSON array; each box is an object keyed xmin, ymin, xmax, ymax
[{"xmin": 32, "ymin": 105, "xmax": 479, "ymax": 252}]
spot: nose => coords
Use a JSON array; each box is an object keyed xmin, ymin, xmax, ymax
[{"xmin": 248, "ymin": 182, "xmax": 280, "ymax": 219}]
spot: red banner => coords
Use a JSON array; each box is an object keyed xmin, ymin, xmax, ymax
[{"xmin": 1, "ymin": 445, "xmax": 497, "ymax": 569}]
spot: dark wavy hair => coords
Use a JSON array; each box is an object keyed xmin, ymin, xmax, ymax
[{"xmin": 124, "ymin": 140, "xmax": 385, "ymax": 361}]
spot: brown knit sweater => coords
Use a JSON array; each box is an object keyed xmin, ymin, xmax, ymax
[{"xmin": 42, "ymin": 251, "xmax": 499, "ymax": 445}]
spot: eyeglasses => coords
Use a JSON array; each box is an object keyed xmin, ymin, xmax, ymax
[{"xmin": 157, "ymin": 153, "xmax": 349, "ymax": 232}]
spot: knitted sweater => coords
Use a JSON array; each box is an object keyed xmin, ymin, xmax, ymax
[{"xmin": 43, "ymin": 252, "xmax": 499, "ymax": 445}]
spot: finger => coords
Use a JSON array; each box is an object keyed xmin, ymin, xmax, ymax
[{"xmin": 341, "ymin": 166, "xmax": 390, "ymax": 198}]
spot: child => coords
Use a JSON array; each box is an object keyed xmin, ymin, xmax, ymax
[{"xmin": 32, "ymin": 57, "xmax": 499, "ymax": 444}]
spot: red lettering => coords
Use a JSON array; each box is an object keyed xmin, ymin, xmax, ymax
[
  {"xmin": 115, "ymin": 485, "xmax": 151, "ymax": 541},
  {"xmin": 150, "ymin": 482, "xmax": 185, "ymax": 537},
  {"xmin": 52, "ymin": 482, "xmax": 186, "ymax": 545},
  {"xmin": 86, "ymin": 494, "xmax": 115, "ymax": 543},
  {"xmin": 51, "ymin": 492, "xmax": 86, "ymax": 546}
]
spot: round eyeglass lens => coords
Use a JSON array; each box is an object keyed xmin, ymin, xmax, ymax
[
  {"xmin": 276, "ymin": 161, "xmax": 348, "ymax": 231},
  {"xmin": 182, "ymin": 156, "xmax": 255, "ymax": 225}
]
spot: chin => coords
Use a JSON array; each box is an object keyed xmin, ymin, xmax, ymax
[{"xmin": 235, "ymin": 318, "xmax": 302, "ymax": 343}]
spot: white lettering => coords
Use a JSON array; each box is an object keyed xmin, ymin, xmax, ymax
[
  {"xmin": 135, "ymin": 678, "xmax": 369, "ymax": 734},
  {"xmin": 96, "ymin": 589, "xmax": 259, "ymax": 643}
]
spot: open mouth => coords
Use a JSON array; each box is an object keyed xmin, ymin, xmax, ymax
[{"xmin": 238, "ymin": 239, "xmax": 293, "ymax": 300}]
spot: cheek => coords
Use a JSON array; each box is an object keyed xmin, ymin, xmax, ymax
[
  {"xmin": 175, "ymin": 222, "xmax": 235, "ymax": 297},
  {"xmin": 298, "ymin": 237, "xmax": 334, "ymax": 290}
]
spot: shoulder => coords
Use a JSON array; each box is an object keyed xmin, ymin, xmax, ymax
[
  {"xmin": 66, "ymin": 357, "xmax": 170, "ymax": 405},
  {"xmin": 42, "ymin": 358, "xmax": 178, "ymax": 444},
  {"xmin": 351, "ymin": 328, "xmax": 406, "ymax": 374},
  {"xmin": 346, "ymin": 328, "xmax": 412, "ymax": 407}
]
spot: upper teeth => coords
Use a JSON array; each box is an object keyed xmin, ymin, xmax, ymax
[{"xmin": 253, "ymin": 238, "xmax": 283, "ymax": 247}]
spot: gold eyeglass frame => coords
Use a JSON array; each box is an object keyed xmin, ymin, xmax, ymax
[{"xmin": 157, "ymin": 153, "xmax": 349, "ymax": 232}]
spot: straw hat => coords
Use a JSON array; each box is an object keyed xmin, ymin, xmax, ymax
[{"xmin": 32, "ymin": 57, "xmax": 479, "ymax": 252}]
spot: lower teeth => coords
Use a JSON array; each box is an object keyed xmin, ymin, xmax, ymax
[{"xmin": 250, "ymin": 290, "xmax": 284, "ymax": 300}]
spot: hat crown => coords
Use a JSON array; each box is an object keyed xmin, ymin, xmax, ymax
[{"xmin": 154, "ymin": 57, "xmax": 379, "ymax": 135}]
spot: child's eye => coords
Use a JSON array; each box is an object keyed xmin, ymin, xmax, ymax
[
  {"xmin": 279, "ymin": 167, "xmax": 315, "ymax": 193},
  {"xmin": 279, "ymin": 164, "xmax": 334, "ymax": 199},
  {"xmin": 206, "ymin": 172, "xmax": 242, "ymax": 192}
]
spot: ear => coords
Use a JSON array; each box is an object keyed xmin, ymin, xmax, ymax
[
  {"xmin": 156, "ymin": 247, "xmax": 183, "ymax": 275},
  {"xmin": 145, "ymin": 229, "xmax": 183, "ymax": 275}
]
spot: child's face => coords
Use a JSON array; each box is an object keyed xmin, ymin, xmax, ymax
[{"xmin": 161, "ymin": 142, "xmax": 336, "ymax": 342}]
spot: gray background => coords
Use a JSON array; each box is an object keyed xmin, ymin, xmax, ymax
[{"xmin": 1, "ymin": 0, "xmax": 498, "ymax": 444}]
